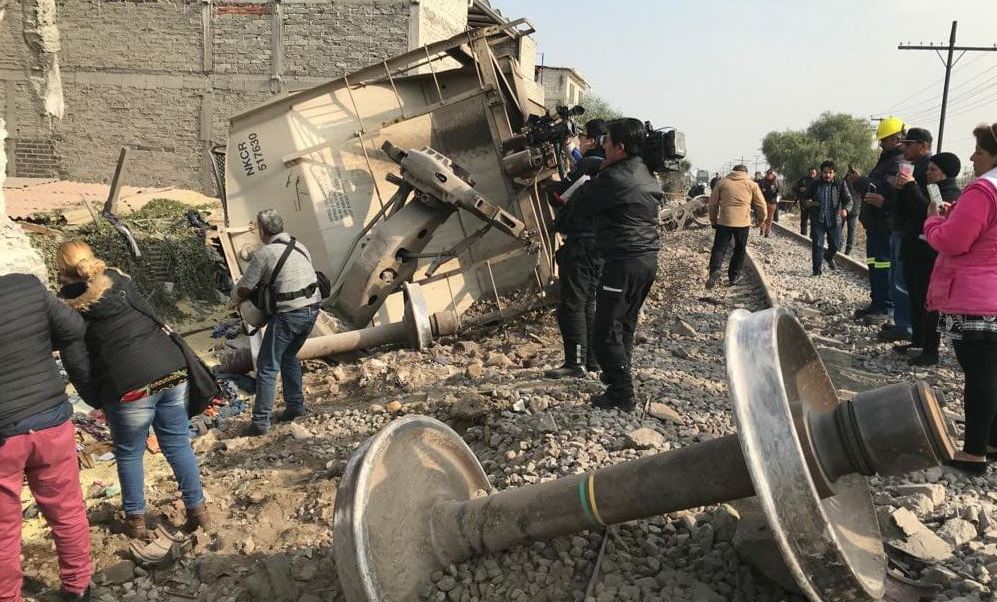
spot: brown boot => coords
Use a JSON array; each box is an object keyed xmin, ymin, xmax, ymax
[
  {"xmin": 183, "ymin": 502, "xmax": 212, "ymax": 533},
  {"xmin": 122, "ymin": 514, "xmax": 148, "ymax": 540}
]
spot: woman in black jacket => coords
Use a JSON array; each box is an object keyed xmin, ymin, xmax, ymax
[
  {"xmin": 896, "ymin": 152, "xmax": 963, "ymax": 366},
  {"xmin": 57, "ymin": 241, "xmax": 210, "ymax": 539}
]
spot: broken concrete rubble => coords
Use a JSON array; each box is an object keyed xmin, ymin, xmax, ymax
[{"xmin": 887, "ymin": 507, "xmax": 954, "ymax": 562}]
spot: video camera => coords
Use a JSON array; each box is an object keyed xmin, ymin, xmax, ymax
[
  {"xmin": 524, "ymin": 105, "xmax": 586, "ymax": 148},
  {"xmin": 642, "ymin": 121, "xmax": 686, "ymax": 173}
]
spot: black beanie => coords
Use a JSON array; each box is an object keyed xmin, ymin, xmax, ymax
[{"xmin": 930, "ymin": 152, "xmax": 961, "ymax": 179}]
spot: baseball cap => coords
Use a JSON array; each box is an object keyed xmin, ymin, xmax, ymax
[{"xmin": 901, "ymin": 127, "xmax": 933, "ymax": 145}]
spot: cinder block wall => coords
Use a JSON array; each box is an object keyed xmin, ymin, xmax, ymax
[{"xmin": 0, "ymin": 0, "xmax": 469, "ymax": 192}]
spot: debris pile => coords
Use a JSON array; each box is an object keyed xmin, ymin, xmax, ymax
[{"xmin": 14, "ymin": 225, "xmax": 996, "ymax": 602}]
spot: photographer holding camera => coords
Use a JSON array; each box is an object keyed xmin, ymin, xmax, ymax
[
  {"xmin": 546, "ymin": 119, "xmax": 609, "ymax": 378},
  {"xmin": 569, "ymin": 118, "xmax": 663, "ymax": 411}
]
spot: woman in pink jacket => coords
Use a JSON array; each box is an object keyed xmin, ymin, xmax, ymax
[{"xmin": 924, "ymin": 123, "xmax": 997, "ymax": 474}]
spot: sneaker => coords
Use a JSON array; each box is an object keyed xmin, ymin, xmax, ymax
[
  {"xmin": 275, "ymin": 409, "xmax": 307, "ymax": 423},
  {"xmin": 590, "ymin": 393, "xmax": 636, "ymax": 412},
  {"xmin": 544, "ymin": 365, "xmax": 587, "ymax": 379},
  {"xmin": 811, "ymin": 271, "xmax": 821, "ymax": 277},
  {"xmin": 908, "ymin": 352, "xmax": 939, "ymax": 367},
  {"xmin": 61, "ymin": 587, "xmax": 91, "ymax": 601},
  {"xmin": 705, "ymin": 271, "xmax": 721, "ymax": 290},
  {"xmin": 242, "ymin": 423, "xmax": 269, "ymax": 437},
  {"xmin": 585, "ymin": 363, "xmax": 601, "ymax": 373},
  {"xmin": 727, "ymin": 274, "xmax": 741, "ymax": 286}
]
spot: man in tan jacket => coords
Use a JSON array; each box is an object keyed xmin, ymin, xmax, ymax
[{"xmin": 706, "ymin": 165, "xmax": 767, "ymax": 288}]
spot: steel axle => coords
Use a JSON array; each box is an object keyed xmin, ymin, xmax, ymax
[{"xmin": 333, "ymin": 308, "xmax": 954, "ymax": 601}]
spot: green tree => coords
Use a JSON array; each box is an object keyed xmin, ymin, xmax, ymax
[
  {"xmin": 578, "ymin": 93, "xmax": 622, "ymax": 123},
  {"xmin": 762, "ymin": 112, "xmax": 878, "ymax": 198}
]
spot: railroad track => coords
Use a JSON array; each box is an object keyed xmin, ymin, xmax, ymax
[{"xmin": 744, "ymin": 220, "xmax": 869, "ymax": 310}]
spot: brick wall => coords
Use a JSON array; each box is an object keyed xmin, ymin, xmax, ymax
[
  {"xmin": 0, "ymin": 0, "xmax": 475, "ymax": 191},
  {"xmin": 14, "ymin": 139, "xmax": 60, "ymax": 177},
  {"xmin": 214, "ymin": 2, "xmax": 271, "ymax": 75},
  {"xmin": 283, "ymin": 0, "xmax": 410, "ymax": 79},
  {"xmin": 59, "ymin": 0, "xmax": 203, "ymax": 73}
]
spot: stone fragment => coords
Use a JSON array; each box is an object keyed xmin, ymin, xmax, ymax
[
  {"xmin": 888, "ymin": 507, "xmax": 953, "ymax": 562},
  {"xmin": 732, "ymin": 512, "xmax": 801, "ymax": 594},
  {"xmin": 535, "ymin": 411, "xmax": 558, "ymax": 433},
  {"xmin": 647, "ymin": 402, "xmax": 685, "ymax": 425},
  {"xmin": 892, "ymin": 483, "xmax": 946, "ymax": 507},
  {"xmin": 936, "ymin": 518, "xmax": 978, "ymax": 548},
  {"xmin": 667, "ymin": 318, "xmax": 697, "ymax": 337},
  {"xmin": 464, "ymin": 362, "xmax": 484, "ymax": 379},
  {"xmin": 450, "ymin": 393, "xmax": 488, "ymax": 420},
  {"xmin": 384, "ymin": 400, "xmax": 403, "ymax": 414},
  {"xmin": 484, "ymin": 352, "xmax": 514, "ymax": 368},
  {"xmin": 896, "ymin": 493, "xmax": 935, "ymax": 515},
  {"xmin": 289, "ymin": 423, "xmax": 312, "ymax": 441},
  {"xmin": 100, "ymin": 560, "xmax": 136, "ymax": 585},
  {"xmin": 626, "ymin": 428, "xmax": 667, "ymax": 450},
  {"xmin": 454, "ymin": 341, "xmax": 480, "ymax": 356}
]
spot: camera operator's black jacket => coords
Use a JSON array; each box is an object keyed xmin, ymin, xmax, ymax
[
  {"xmin": 573, "ymin": 155, "xmax": 663, "ymax": 260},
  {"xmin": 858, "ymin": 147, "xmax": 903, "ymax": 231},
  {"xmin": 553, "ymin": 148, "xmax": 605, "ymax": 239}
]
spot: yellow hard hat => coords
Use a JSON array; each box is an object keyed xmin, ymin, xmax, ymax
[{"xmin": 876, "ymin": 117, "xmax": 905, "ymax": 140}]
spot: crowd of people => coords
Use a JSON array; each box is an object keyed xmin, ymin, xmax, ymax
[
  {"xmin": 706, "ymin": 119, "xmax": 997, "ymax": 476},
  {"xmin": 2, "ymin": 110, "xmax": 996, "ymax": 598},
  {"xmin": 1, "ymin": 208, "xmax": 323, "ymax": 601}
]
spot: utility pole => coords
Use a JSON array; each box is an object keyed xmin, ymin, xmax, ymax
[{"xmin": 898, "ymin": 21, "xmax": 997, "ymax": 150}]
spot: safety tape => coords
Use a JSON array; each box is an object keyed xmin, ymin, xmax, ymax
[
  {"xmin": 602, "ymin": 286, "xmax": 623, "ymax": 293},
  {"xmin": 577, "ymin": 473, "xmax": 606, "ymax": 528}
]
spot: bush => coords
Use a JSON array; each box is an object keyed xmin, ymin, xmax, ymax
[{"xmin": 30, "ymin": 199, "xmax": 220, "ymax": 318}]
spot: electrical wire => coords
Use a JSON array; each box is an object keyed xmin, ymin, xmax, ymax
[{"xmin": 875, "ymin": 54, "xmax": 995, "ymax": 117}]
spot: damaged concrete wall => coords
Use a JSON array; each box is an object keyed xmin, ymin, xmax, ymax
[
  {"xmin": 0, "ymin": 0, "xmax": 471, "ymax": 192},
  {"xmin": 0, "ymin": 4, "xmax": 49, "ymax": 282},
  {"xmin": 20, "ymin": 0, "xmax": 63, "ymax": 119}
]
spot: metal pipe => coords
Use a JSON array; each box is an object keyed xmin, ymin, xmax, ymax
[
  {"xmin": 430, "ymin": 435, "xmax": 753, "ymax": 565},
  {"xmin": 428, "ymin": 381, "xmax": 951, "ymax": 566}
]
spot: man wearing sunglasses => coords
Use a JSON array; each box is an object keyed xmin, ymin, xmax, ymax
[{"xmin": 546, "ymin": 119, "xmax": 609, "ymax": 378}]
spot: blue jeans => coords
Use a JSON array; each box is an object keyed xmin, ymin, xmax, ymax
[
  {"xmin": 864, "ymin": 226, "xmax": 893, "ymax": 314},
  {"xmin": 810, "ymin": 219, "xmax": 841, "ymax": 275},
  {"xmin": 104, "ymin": 381, "xmax": 205, "ymax": 515},
  {"xmin": 253, "ymin": 305, "xmax": 319, "ymax": 429},
  {"xmin": 889, "ymin": 231, "xmax": 911, "ymax": 336}
]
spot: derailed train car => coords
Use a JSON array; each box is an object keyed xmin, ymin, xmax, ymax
[{"xmin": 216, "ymin": 20, "xmax": 569, "ymax": 337}]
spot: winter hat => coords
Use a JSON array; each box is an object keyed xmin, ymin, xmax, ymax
[{"xmin": 929, "ymin": 152, "xmax": 961, "ymax": 179}]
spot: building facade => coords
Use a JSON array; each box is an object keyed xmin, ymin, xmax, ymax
[
  {"xmin": 534, "ymin": 65, "xmax": 589, "ymax": 112},
  {"xmin": 1, "ymin": 0, "xmax": 499, "ymax": 192}
]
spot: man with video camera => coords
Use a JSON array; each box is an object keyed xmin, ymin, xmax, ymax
[
  {"xmin": 546, "ymin": 119, "xmax": 609, "ymax": 378},
  {"xmin": 568, "ymin": 118, "xmax": 663, "ymax": 411}
]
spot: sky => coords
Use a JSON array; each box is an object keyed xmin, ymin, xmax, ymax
[{"xmin": 493, "ymin": 0, "xmax": 997, "ymax": 176}]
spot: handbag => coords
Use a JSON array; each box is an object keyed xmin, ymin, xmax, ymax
[{"xmin": 121, "ymin": 292, "xmax": 220, "ymax": 418}]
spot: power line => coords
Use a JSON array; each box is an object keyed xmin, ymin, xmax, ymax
[
  {"xmin": 898, "ymin": 21, "xmax": 997, "ymax": 150},
  {"xmin": 874, "ymin": 53, "xmax": 988, "ymax": 115},
  {"xmin": 904, "ymin": 76, "xmax": 997, "ymax": 123},
  {"xmin": 886, "ymin": 57, "xmax": 997, "ymax": 117}
]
